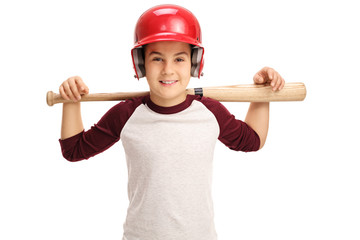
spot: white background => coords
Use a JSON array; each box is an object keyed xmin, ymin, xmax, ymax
[{"xmin": 1, "ymin": 0, "xmax": 359, "ymax": 239}]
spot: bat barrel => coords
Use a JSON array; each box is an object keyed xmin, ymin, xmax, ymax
[{"xmin": 202, "ymin": 82, "xmax": 306, "ymax": 102}]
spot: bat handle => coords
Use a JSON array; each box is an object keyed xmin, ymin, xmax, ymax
[
  {"xmin": 47, "ymin": 91, "xmax": 70, "ymax": 106},
  {"xmin": 46, "ymin": 90, "xmax": 150, "ymax": 106}
]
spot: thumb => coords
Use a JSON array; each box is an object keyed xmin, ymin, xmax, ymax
[
  {"xmin": 79, "ymin": 86, "xmax": 89, "ymax": 94},
  {"xmin": 253, "ymin": 74, "xmax": 264, "ymax": 84}
]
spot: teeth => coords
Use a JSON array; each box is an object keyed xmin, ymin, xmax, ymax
[{"xmin": 161, "ymin": 81, "xmax": 176, "ymax": 84}]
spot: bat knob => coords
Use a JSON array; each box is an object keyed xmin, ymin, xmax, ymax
[{"xmin": 46, "ymin": 91, "xmax": 54, "ymax": 106}]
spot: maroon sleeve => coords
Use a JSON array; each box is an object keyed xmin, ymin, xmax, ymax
[
  {"xmin": 199, "ymin": 96, "xmax": 260, "ymax": 152},
  {"xmin": 59, "ymin": 97, "xmax": 145, "ymax": 162}
]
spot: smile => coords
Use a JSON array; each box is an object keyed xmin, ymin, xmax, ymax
[{"xmin": 159, "ymin": 80, "xmax": 178, "ymax": 86}]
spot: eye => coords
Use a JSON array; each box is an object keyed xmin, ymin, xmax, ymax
[
  {"xmin": 152, "ymin": 57, "xmax": 162, "ymax": 62},
  {"xmin": 175, "ymin": 58, "xmax": 185, "ymax": 62}
]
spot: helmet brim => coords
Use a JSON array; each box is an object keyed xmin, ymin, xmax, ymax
[{"xmin": 133, "ymin": 33, "xmax": 203, "ymax": 49}]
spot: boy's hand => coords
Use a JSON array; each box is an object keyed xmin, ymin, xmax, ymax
[
  {"xmin": 59, "ymin": 76, "xmax": 89, "ymax": 102},
  {"xmin": 253, "ymin": 67, "xmax": 285, "ymax": 91}
]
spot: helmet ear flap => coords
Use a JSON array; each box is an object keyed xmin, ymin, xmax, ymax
[
  {"xmin": 132, "ymin": 47, "xmax": 146, "ymax": 79},
  {"xmin": 191, "ymin": 46, "xmax": 204, "ymax": 78}
]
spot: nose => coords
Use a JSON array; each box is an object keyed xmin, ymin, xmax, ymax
[{"xmin": 161, "ymin": 61, "xmax": 174, "ymax": 76}]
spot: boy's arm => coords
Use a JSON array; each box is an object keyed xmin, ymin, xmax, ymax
[
  {"xmin": 61, "ymin": 102, "xmax": 84, "ymax": 139},
  {"xmin": 59, "ymin": 76, "xmax": 89, "ymax": 139},
  {"xmin": 245, "ymin": 102, "xmax": 269, "ymax": 149},
  {"xmin": 58, "ymin": 76, "xmax": 141, "ymax": 161},
  {"xmin": 245, "ymin": 67, "xmax": 285, "ymax": 149},
  {"xmin": 58, "ymin": 76, "xmax": 122, "ymax": 161}
]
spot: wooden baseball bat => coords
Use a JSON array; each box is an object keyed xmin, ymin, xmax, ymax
[{"xmin": 46, "ymin": 82, "xmax": 306, "ymax": 106}]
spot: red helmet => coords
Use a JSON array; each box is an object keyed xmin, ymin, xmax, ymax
[{"xmin": 131, "ymin": 4, "xmax": 204, "ymax": 79}]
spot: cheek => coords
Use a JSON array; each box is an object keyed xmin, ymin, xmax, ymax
[
  {"xmin": 175, "ymin": 60, "xmax": 191, "ymax": 75},
  {"xmin": 183, "ymin": 63, "xmax": 192, "ymax": 76},
  {"xmin": 144, "ymin": 62, "xmax": 156, "ymax": 77}
]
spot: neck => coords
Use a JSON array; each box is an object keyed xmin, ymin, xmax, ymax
[{"xmin": 149, "ymin": 92, "xmax": 188, "ymax": 107}]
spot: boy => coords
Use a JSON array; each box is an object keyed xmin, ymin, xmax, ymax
[{"xmin": 59, "ymin": 4, "xmax": 285, "ymax": 240}]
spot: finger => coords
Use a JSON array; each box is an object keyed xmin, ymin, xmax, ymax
[
  {"xmin": 74, "ymin": 76, "xmax": 89, "ymax": 94},
  {"xmin": 63, "ymin": 80, "xmax": 77, "ymax": 102},
  {"xmin": 270, "ymin": 75, "xmax": 275, "ymax": 87},
  {"xmin": 81, "ymin": 84, "xmax": 89, "ymax": 94},
  {"xmin": 266, "ymin": 67, "xmax": 274, "ymax": 82},
  {"xmin": 59, "ymin": 85, "xmax": 70, "ymax": 101},
  {"xmin": 279, "ymin": 77, "xmax": 285, "ymax": 90},
  {"xmin": 68, "ymin": 78, "xmax": 82, "ymax": 101},
  {"xmin": 73, "ymin": 76, "xmax": 84, "ymax": 92},
  {"xmin": 270, "ymin": 79, "xmax": 277, "ymax": 91},
  {"xmin": 267, "ymin": 69, "xmax": 277, "ymax": 89},
  {"xmin": 273, "ymin": 74, "xmax": 282, "ymax": 91}
]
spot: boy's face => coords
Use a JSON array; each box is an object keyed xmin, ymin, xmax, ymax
[{"xmin": 144, "ymin": 41, "xmax": 191, "ymax": 107}]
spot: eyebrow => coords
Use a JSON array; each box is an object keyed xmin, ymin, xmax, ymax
[{"xmin": 148, "ymin": 51, "xmax": 189, "ymax": 57}]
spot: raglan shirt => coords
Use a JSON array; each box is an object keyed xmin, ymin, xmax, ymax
[{"xmin": 59, "ymin": 95, "xmax": 260, "ymax": 240}]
